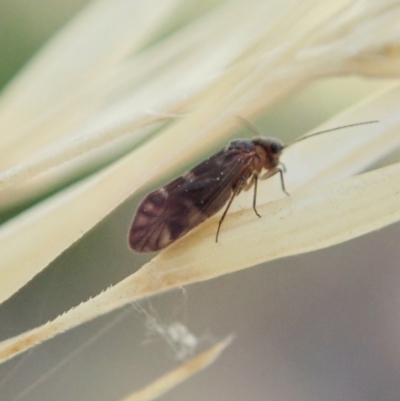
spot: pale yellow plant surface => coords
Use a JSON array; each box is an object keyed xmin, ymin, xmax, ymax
[
  {"xmin": 0, "ymin": 0, "xmax": 183, "ymax": 159},
  {"xmin": 1, "ymin": 81, "xmax": 400, "ymax": 307},
  {"xmin": 1, "ymin": 0, "xmax": 400, "ymax": 307},
  {"xmin": 1, "ymin": 0, "xmax": 400, "ymax": 393},
  {"xmin": 121, "ymin": 337, "xmax": 232, "ymax": 401},
  {"xmin": 1, "ymin": 147, "xmax": 399, "ymax": 364}
]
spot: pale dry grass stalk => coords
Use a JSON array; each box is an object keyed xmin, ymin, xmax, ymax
[
  {"xmin": 1, "ymin": 0, "xmax": 400, "ymax": 398},
  {"xmin": 120, "ymin": 337, "xmax": 232, "ymax": 401}
]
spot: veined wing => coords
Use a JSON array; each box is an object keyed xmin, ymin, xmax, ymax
[{"xmin": 129, "ymin": 143, "xmax": 256, "ymax": 252}]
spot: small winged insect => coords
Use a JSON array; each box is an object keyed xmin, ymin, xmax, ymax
[{"xmin": 129, "ymin": 119, "xmax": 377, "ymax": 252}]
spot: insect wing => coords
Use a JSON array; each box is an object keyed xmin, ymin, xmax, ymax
[{"xmin": 129, "ymin": 146, "xmax": 254, "ymax": 252}]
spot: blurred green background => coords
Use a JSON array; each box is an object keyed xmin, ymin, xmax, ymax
[{"xmin": 0, "ymin": 0, "xmax": 90, "ymax": 90}]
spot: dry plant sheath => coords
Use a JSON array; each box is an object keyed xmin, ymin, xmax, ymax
[
  {"xmin": 1, "ymin": 0, "xmax": 400, "ymax": 305},
  {"xmin": 123, "ymin": 337, "xmax": 232, "ymax": 401},
  {"xmin": 1, "ymin": 160, "xmax": 400, "ymax": 365}
]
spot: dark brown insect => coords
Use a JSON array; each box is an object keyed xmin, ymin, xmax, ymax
[{"xmin": 129, "ymin": 119, "xmax": 378, "ymax": 252}]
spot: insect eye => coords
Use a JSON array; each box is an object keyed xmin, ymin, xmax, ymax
[{"xmin": 270, "ymin": 142, "xmax": 282, "ymax": 154}]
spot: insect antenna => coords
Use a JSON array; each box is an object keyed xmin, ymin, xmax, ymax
[
  {"xmin": 237, "ymin": 116, "xmax": 379, "ymax": 147},
  {"xmin": 288, "ymin": 120, "xmax": 379, "ymax": 147}
]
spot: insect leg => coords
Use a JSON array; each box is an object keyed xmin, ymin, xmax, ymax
[
  {"xmin": 277, "ymin": 168, "xmax": 289, "ymax": 196},
  {"xmin": 252, "ymin": 174, "xmax": 261, "ymax": 218},
  {"xmin": 216, "ymin": 176, "xmax": 246, "ymax": 243},
  {"xmin": 260, "ymin": 168, "xmax": 289, "ymax": 196}
]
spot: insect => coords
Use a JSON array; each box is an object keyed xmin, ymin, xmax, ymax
[{"xmin": 129, "ymin": 119, "xmax": 377, "ymax": 252}]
